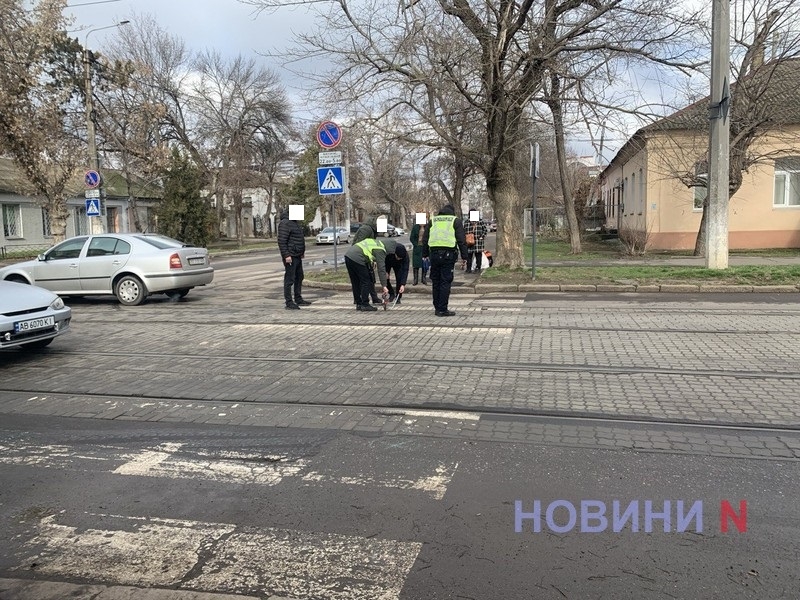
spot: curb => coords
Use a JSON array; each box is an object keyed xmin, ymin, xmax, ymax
[{"xmin": 303, "ymin": 280, "xmax": 800, "ymax": 294}]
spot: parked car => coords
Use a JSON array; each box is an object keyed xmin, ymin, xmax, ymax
[
  {"xmin": 350, "ymin": 222, "xmax": 362, "ymax": 234},
  {"xmin": 380, "ymin": 224, "xmax": 397, "ymax": 237},
  {"xmin": 0, "ymin": 234, "xmax": 214, "ymax": 306},
  {"xmin": 316, "ymin": 227, "xmax": 350, "ymax": 245},
  {"xmin": 393, "ymin": 226, "xmax": 406, "ymax": 236},
  {"xmin": 489, "ymin": 220, "xmax": 497, "ymax": 232},
  {"xmin": 0, "ymin": 280, "xmax": 71, "ymax": 350}
]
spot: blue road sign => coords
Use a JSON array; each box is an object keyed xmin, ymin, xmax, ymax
[
  {"xmin": 317, "ymin": 166, "xmax": 345, "ymax": 195},
  {"xmin": 85, "ymin": 199, "xmax": 101, "ymax": 216},
  {"xmin": 85, "ymin": 170, "xmax": 101, "ymax": 188},
  {"xmin": 316, "ymin": 121, "xmax": 342, "ymax": 149}
]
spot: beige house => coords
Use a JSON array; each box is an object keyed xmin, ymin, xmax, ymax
[{"xmin": 598, "ymin": 59, "xmax": 800, "ymax": 250}]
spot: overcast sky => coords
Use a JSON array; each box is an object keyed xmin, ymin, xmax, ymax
[{"xmin": 65, "ymin": 0, "xmax": 320, "ymax": 123}]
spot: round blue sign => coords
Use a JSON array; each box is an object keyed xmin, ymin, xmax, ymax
[
  {"xmin": 316, "ymin": 121, "xmax": 342, "ymax": 149},
  {"xmin": 85, "ymin": 170, "xmax": 101, "ymax": 188}
]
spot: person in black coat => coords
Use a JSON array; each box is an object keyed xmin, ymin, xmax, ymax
[
  {"xmin": 277, "ymin": 209, "xmax": 309, "ymax": 310},
  {"xmin": 383, "ymin": 239, "xmax": 409, "ymax": 304}
]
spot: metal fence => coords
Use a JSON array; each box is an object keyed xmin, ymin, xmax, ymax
[{"xmin": 0, "ymin": 244, "xmax": 50, "ymax": 261}]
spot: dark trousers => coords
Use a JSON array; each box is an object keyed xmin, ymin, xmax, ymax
[
  {"xmin": 466, "ymin": 249, "xmax": 482, "ymax": 271},
  {"xmin": 345, "ymin": 257, "xmax": 373, "ymax": 306},
  {"xmin": 283, "ymin": 256, "xmax": 304, "ymax": 304},
  {"xmin": 429, "ymin": 248, "xmax": 457, "ymax": 312},
  {"xmin": 386, "ymin": 257, "xmax": 405, "ymax": 298}
]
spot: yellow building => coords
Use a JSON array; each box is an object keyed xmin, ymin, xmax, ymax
[{"xmin": 598, "ymin": 59, "xmax": 800, "ymax": 250}]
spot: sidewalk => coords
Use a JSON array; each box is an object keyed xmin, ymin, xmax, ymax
[{"xmin": 306, "ymin": 254, "xmax": 800, "ymax": 295}]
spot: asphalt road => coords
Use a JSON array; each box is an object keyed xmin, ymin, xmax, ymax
[{"xmin": 1, "ymin": 253, "xmax": 799, "ymax": 599}]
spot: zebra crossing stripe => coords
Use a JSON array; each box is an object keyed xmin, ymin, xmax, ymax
[{"xmin": 22, "ymin": 513, "xmax": 422, "ymax": 600}]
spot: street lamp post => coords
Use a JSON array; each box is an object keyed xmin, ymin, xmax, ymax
[{"xmin": 83, "ymin": 20, "xmax": 129, "ymax": 234}]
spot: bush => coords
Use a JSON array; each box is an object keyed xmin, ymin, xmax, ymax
[{"xmin": 618, "ymin": 223, "xmax": 651, "ymax": 256}]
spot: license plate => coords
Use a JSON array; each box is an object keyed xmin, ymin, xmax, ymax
[
  {"xmin": 14, "ymin": 316, "xmax": 54, "ymax": 333},
  {"xmin": 188, "ymin": 257, "xmax": 205, "ymax": 265}
]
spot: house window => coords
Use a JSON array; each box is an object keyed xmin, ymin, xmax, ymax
[
  {"xmin": 630, "ymin": 173, "xmax": 636, "ymax": 214},
  {"xmin": 639, "ymin": 168, "xmax": 644, "ymax": 214},
  {"xmin": 2, "ymin": 204, "xmax": 21, "ymax": 237},
  {"xmin": 774, "ymin": 157, "xmax": 800, "ymax": 207},
  {"xmin": 693, "ymin": 161, "xmax": 708, "ymax": 210},
  {"xmin": 41, "ymin": 208, "xmax": 52, "ymax": 237},
  {"xmin": 75, "ymin": 206, "xmax": 88, "ymax": 235}
]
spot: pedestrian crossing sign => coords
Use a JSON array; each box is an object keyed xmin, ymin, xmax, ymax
[
  {"xmin": 85, "ymin": 199, "xmax": 101, "ymax": 216},
  {"xmin": 317, "ymin": 166, "xmax": 345, "ymax": 195}
]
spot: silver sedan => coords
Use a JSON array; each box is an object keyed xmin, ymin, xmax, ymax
[
  {"xmin": 0, "ymin": 234, "xmax": 214, "ymax": 306},
  {"xmin": 0, "ymin": 280, "xmax": 71, "ymax": 349}
]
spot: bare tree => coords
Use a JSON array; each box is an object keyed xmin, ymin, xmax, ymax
[
  {"xmin": 0, "ymin": 0, "xmax": 85, "ymax": 243},
  {"xmin": 240, "ymin": 0, "xmax": 704, "ymax": 267}
]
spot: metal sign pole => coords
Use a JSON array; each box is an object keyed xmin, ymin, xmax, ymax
[
  {"xmin": 332, "ymin": 195, "xmax": 338, "ymax": 272},
  {"xmin": 530, "ymin": 142, "xmax": 540, "ymax": 280}
]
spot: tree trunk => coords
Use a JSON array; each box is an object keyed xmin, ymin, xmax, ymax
[
  {"xmin": 488, "ymin": 155, "xmax": 525, "ymax": 268},
  {"xmin": 548, "ymin": 76, "xmax": 582, "ymax": 253},
  {"xmin": 49, "ymin": 197, "xmax": 69, "ymax": 245}
]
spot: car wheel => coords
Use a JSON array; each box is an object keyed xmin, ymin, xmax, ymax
[
  {"xmin": 115, "ymin": 275, "xmax": 147, "ymax": 306},
  {"xmin": 21, "ymin": 338, "xmax": 54, "ymax": 350},
  {"xmin": 165, "ymin": 288, "xmax": 190, "ymax": 301}
]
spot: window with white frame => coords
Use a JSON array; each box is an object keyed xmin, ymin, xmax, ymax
[
  {"xmin": 773, "ymin": 157, "xmax": 800, "ymax": 207},
  {"xmin": 2, "ymin": 204, "xmax": 22, "ymax": 237}
]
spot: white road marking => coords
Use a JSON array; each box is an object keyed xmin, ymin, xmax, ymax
[
  {"xmin": 113, "ymin": 443, "xmax": 308, "ymax": 485},
  {"xmin": 398, "ymin": 408, "xmax": 481, "ymax": 421},
  {"xmin": 301, "ymin": 461, "xmax": 458, "ymax": 500},
  {"xmin": 21, "ymin": 513, "xmax": 422, "ymax": 600}
]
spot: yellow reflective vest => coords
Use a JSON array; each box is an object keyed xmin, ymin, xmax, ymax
[{"xmin": 428, "ymin": 215, "xmax": 457, "ymax": 247}]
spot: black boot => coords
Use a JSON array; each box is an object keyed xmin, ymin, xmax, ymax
[
  {"xmin": 413, "ymin": 268, "xmax": 419, "ymax": 285},
  {"xmin": 422, "ymin": 270, "xmax": 428, "ymax": 285}
]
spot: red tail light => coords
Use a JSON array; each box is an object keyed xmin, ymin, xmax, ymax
[{"xmin": 169, "ymin": 253, "xmax": 182, "ymax": 269}]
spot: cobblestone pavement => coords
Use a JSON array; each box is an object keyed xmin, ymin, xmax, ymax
[{"xmin": 2, "ymin": 259, "xmax": 800, "ymax": 460}]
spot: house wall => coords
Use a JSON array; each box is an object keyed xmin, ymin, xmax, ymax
[{"xmin": 602, "ymin": 127, "xmax": 800, "ymax": 250}]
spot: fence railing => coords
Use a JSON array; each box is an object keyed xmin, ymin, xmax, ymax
[{"xmin": 0, "ymin": 244, "xmax": 50, "ymax": 261}]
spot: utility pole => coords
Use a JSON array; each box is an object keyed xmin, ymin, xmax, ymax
[
  {"xmin": 706, "ymin": 0, "xmax": 730, "ymax": 269},
  {"xmin": 83, "ymin": 21, "xmax": 129, "ymax": 235}
]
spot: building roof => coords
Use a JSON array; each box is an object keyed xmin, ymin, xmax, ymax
[
  {"xmin": 0, "ymin": 157, "xmax": 162, "ymax": 200},
  {"xmin": 600, "ymin": 57, "xmax": 800, "ymax": 179}
]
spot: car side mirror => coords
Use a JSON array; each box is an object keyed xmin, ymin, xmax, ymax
[{"xmin": 37, "ymin": 253, "xmax": 46, "ymax": 261}]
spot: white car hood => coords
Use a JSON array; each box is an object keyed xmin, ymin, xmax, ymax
[{"xmin": 0, "ymin": 281, "xmax": 58, "ymax": 313}]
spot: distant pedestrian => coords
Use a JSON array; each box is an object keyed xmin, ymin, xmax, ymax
[
  {"xmin": 277, "ymin": 209, "xmax": 310, "ymax": 310},
  {"xmin": 464, "ymin": 210, "xmax": 488, "ymax": 273},
  {"xmin": 422, "ymin": 204, "xmax": 468, "ymax": 317},
  {"xmin": 410, "ymin": 218, "xmax": 429, "ymax": 285},
  {"xmin": 383, "ymin": 238, "xmax": 409, "ymax": 304},
  {"xmin": 345, "ymin": 238, "xmax": 389, "ymax": 311}
]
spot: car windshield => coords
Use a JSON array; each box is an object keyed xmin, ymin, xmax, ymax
[{"xmin": 320, "ymin": 228, "xmax": 335, "ymax": 234}]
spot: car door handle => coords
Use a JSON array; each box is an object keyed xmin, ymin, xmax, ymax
[
  {"xmin": 112, "ymin": 260, "xmax": 122, "ymax": 266},
  {"xmin": 69, "ymin": 263, "xmax": 78, "ymax": 269}
]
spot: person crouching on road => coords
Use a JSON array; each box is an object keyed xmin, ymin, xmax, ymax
[
  {"xmin": 277, "ymin": 209, "xmax": 310, "ymax": 310},
  {"xmin": 382, "ymin": 238, "xmax": 409, "ymax": 304},
  {"xmin": 352, "ymin": 216, "xmax": 383, "ymax": 305},
  {"xmin": 345, "ymin": 238, "xmax": 389, "ymax": 311},
  {"xmin": 422, "ymin": 204, "xmax": 468, "ymax": 317}
]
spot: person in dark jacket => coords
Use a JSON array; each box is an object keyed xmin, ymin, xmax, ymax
[
  {"xmin": 277, "ymin": 209, "xmax": 309, "ymax": 310},
  {"xmin": 382, "ymin": 238, "xmax": 409, "ymax": 304},
  {"xmin": 422, "ymin": 204, "xmax": 468, "ymax": 317},
  {"xmin": 410, "ymin": 219, "xmax": 429, "ymax": 285}
]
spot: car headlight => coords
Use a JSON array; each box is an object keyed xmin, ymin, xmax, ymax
[{"xmin": 50, "ymin": 297, "xmax": 65, "ymax": 310}]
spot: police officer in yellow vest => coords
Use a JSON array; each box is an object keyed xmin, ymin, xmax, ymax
[
  {"xmin": 344, "ymin": 237, "xmax": 389, "ymax": 311},
  {"xmin": 422, "ymin": 204, "xmax": 468, "ymax": 316}
]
